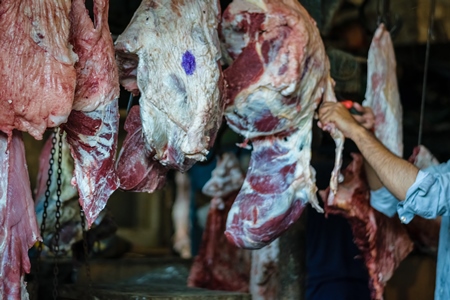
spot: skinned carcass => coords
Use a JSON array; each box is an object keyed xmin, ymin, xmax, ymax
[
  {"xmin": 0, "ymin": 131, "xmax": 41, "ymax": 298},
  {"xmin": 0, "ymin": 0, "xmax": 77, "ymax": 140},
  {"xmin": 221, "ymin": 0, "xmax": 344, "ymax": 249},
  {"xmin": 116, "ymin": 105, "xmax": 167, "ymax": 193},
  {"xmin": 322, "ymin": 24, "xmax": 413, "ymax": 300},
  {"xmin": 115, "ymin": 0, "xmax": 224, "ymax": 172},
  {"xmin": 188, "ymin": 152, "xmax": 251, "ymax": 292},
  {"xmin": 321, "ymin": 154, "xmax": 413, "ymax": 300},
  {"xmin": 362, "ymin": 24, "xmax": 403, "ymax": 158},
  {"xmin": 62, "ymin": 0, "xmax": 121, "ymax": 227}
]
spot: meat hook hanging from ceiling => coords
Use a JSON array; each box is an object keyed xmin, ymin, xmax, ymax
[{"xmin": 359, "ymin": 0, "xmax": 402, "ymax": 38}]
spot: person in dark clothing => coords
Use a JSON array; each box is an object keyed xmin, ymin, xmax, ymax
[{"xmin": 305, "ymin": 121, "xmax": 371, "ymax": 300}]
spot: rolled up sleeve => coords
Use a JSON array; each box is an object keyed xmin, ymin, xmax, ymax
[
  {"xmin": 370, "ymin": 187, "xmax": 399, "ymax": 217},
  {"xmin": 398, "ymin": 170, "xmax": 450, "ymax": 224}
]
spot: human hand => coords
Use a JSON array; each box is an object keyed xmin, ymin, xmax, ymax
[
  {"xmin": 317, "ymin": 102, "xmax": 361, "ymax": 139},
  {"xmin": 352, "ymin": 102, "xmax": 375, "ymax": 131}
]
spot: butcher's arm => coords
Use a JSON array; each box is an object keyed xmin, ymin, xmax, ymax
[
  {"xmin": 350, "ymin": 103, "xmax": 383, "ymax": 191},
  {"xmin": 319, "ymin": 102, "xmax": 450, "ymax": 222},
  {"xmin": 349, "ymin": 126, "xmax": 418, "ymax": 200},
  {"xmin": 319, "ymin": 101, "xmax": 417, "ymax": 199}
]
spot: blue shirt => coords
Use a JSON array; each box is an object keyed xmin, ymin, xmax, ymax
[{"xmin": 370, "ymin": 160, "xmax": 450, "ymax": 300}]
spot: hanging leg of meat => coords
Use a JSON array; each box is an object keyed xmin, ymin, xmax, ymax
[
  {"xmin": 172, "ymin": 172, "xmax": 192, "ymax": 259},
  {"xmin": 0, "ymin": 131, "xmax": 41, "ymax": 298},
  {"xmin": 115, "ymin": 0, "xmax": 224, "ymax": 172},
  {"xmin": 63, "ymin": 101, "xmax": 120, "ymax": 227},
  {"xmin": 220, "ymin": 0, "xmax": 343, "ymax": 249},
  {"xmin": 63, "ymin": 0, "xmax": 121, "ymax": 227},
  {"xmin": 362, "ymin": 24, "xmax": 403, "ymax": 157},
  {"xmin": 225, "ymin": 129, "xmax": 316, "ymax": 249},
  {"xmin": 321, "ymin": 154, "xmax": 413, "ymax": 300},
  {"xmin": 0, "ymin": 0, "xmax": 77, "ymax": 139},
  {"xmin": 115, "ymin": 105, "xmax": 168, "ymax": 193},
  {"xmin": 188, "ymin": 152, "xmax": 251, "ymax": 292}
]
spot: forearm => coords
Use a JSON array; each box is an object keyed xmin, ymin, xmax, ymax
[
  {"xmin": 350, "ymin": 126, "xmax": 419, "ymax": 200},
  {"xmin": 363, "ymin": 159, "xmax": 383, "ymax": 191}
]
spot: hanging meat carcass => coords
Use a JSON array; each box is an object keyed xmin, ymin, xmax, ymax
[
  {"xmin": 188, "ymin": 152, "xmax": 251, "ymax": 292},
  {"xmin": 321, "ymin": 154, "xmax": 413, "ymax": 300},
  {"xmin": 0, "ymin": 0, "xmax": 78, "ymax": 297},
  {"xmin": 62, "ymin": 0, "xmax": 121, "ymax": 227},
  {"xmin": 362, "ymin": 25, "xmax": 403, "ymax": 157},
  {"xmin": 115, "ymin": 0, "xmax": 224, "ymax": 173},
  {"xmin": 115, "ymin": 105, "xmax": 167, "ymax": 193},
  {"xmin": 220, "ymin": 0, "xmax": 344, "ymax": 249},
  {"xmin": 0, "ymin": 0, "xmax": 77, "ymax": 140},
  {"xmin": 322, "ymin": 24, "xmax": 413, "ymax": 300},
  {"xmin": 0, "ymin": 131, "xmax": 41, "ymax": 298}
]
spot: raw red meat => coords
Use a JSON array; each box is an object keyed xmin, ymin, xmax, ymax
[
  {"xmin": 63, "ymin": 0, "xmax": 121, "ymax": 227},
  {"xmin": 63, "ymin": 101, "xmax": 120, "ymax": 227},
  {"xmin": 221, "ymin": 0, "xmax": 343, "ymax": 249},
  {"xmin": 0, "ymin": 131, "xmax": 40, "ymax": 298},
  {"xmin": 115, "ymin": 0, "xmax": 224, "ymax": 172},
  {"xmin": 322, "ymin": 24, "xmax": 413, "ymax": 300},
  {"xmin": 0, "ymin": 0, "xmax": 77, "ymax": 140},
  {"xmin": 321, "ymin": 154, "xmax": 413, "ymax": 300},
  {"xmin": 188, "ymin": 153, "xmax": 251, "ymax": 292},
  {"xmin": 69, "ymin": 0, "xmax": 120, "ymax": 112},
  {"xmin": 116, "ymin": 105, "xmax": 167, "ymax": 193}
]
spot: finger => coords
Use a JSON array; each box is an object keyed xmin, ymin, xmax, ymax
[
  {"xmin": 353, "ymin": 115, "xmax": 364, "ymax": 124},
  {"xmin": 353, "ymin": 102, "xmax": 364, "ymax": 112},
  {"xmin": 317, "ymin": 121, "xmax": 323, "ymax": 129}
]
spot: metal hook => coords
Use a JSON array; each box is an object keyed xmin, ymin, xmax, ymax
[
  {"xmin": 377, "ymin": 0, "xmax": 402, "ymax": 37},
  {"xmin": 359, "ymin": 0, "xmax": 402, "ymax": 38}
]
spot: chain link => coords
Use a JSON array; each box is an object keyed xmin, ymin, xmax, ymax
[
  {"xmin": 52, "ymin": 128, "xmax": 63, "ymax": 300},
  {"xmin": 35, "ymin": 129, "xmax": 58, "ymax": 299},
  {"xmin": 80, "ymin": 206, "xmax": 93, "ymax": 298}
]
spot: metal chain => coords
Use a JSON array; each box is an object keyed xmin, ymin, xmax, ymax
[
  {"xmin": 80, "ymin": 205, "xmax": 93, "ymax": 298},
  {"xmin": 35, "ymin": 129, "xmax": 58, "ymax": 299},
  {"xmin": 52, "ymin": 128, "xmax": 63, "ymax": 300}
]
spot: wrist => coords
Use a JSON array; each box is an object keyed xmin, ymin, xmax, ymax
[{"xmin": 348, "ymin": 124, "xmax": 368, "ymax": 141}]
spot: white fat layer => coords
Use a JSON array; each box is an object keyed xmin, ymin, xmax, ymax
[
  {"xmin": 202, "ymin": 152, "xmax": 244, "ymax": 198},
  {"xmin": 115, "ymin": 0, "xmax": 223, "ymax": 169},
  {"xmin": 66, "ymin": 100, "xmax": 119, "ymax": 227},
  {"xmin": 363, "ymin": 24, "xmax": 403, "ymax": 157}
]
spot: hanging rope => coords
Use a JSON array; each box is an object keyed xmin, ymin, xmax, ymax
[{"xmin": 418, "ymin": 0, "xmax": 437, "ymax": 146}]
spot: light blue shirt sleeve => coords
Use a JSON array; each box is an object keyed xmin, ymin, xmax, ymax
[
  {"xmin": 370, "ymin": 187, "xmax": 398, "ymax": 217},
  {"xmin": 370, "ymin": 160, "xmax": 450, "ymax": 223},
  {"xmin": 398, "ymin": 169, "xmax": 450, "ymax": 223}
]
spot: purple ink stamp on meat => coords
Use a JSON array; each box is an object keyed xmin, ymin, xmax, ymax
[{"xmin": 182, "ymin": 51, "xmax": 196, "ymax": 75}]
